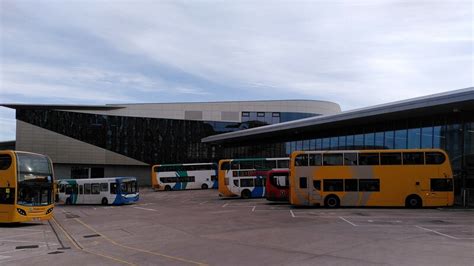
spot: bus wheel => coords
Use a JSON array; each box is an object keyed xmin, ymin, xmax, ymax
[
  {"xmin": 201, "ymin": 184, "xmax": 208, "ymax": 190},
  {"xmin": 164, "ymin": 185, "xmax": 171, "ymax": 191},
  {"xmin": 405, "ymin": 195, "xmax": 422, "ymax": 208},
  {"xmin": 101, "ymin": 198, "xmax": 108, "ymax": 205},
  {"xmin": 324, "ymin": 195, "xmax": 340, "ymax": 208},
  {"xmin": 241, "ymin": 190, "xmax": 251, "ymax": 199}
]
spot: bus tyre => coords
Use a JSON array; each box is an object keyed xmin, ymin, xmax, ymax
[
  {"xmin": 201, "ymin": 184, "xmax": 208, "ymax": 190},
  {"xmin": 241, "ymin": 189, "xmax": 251, "ymax": 199},
  {"xmin": 324, "ymin": 195, "xmax": 340, "ymax": 208},
  {"xmin": 101, "ymin": 198, "xmax": 108, "ymax": 205},
  {"xmin": 405, "ymin": 195, "xmax": 422, "ymax": 208},
  {"xmin": 164, "ymin": 185, "xmax": 171, "ymax": 191}
]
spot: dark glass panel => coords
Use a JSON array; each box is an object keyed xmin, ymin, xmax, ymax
[{"xmin": 407, "ymin": 128, "xmax": 421, "ymax": 149}]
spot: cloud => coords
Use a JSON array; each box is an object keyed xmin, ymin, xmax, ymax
[{"xmin": 0, "ymin": 0, "xmax": 472, "ymax": 140}]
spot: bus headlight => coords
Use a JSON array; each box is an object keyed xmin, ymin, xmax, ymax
[
  {"xmin": 46, "ymin": 207, "xmax": 54, "ymax": 214},
  {"xmin": 17, "ymin": 208, "xmax": 27, "ymax": 216}
]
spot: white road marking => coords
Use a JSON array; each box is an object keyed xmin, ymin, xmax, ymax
[
  {"xmin": 222, "ymin": 203, "xmax": 228, "ymax": 207},
  {"xmin": 339, "ymin": 216, "xmax": 357, "ymax": 226},
  {"xmin": 415, "ymin": 225, "xmax": 459, "ymax": 240},
  {"xmin": 290, "ymin": 210, "xmax": 296, "ymax": 218},
  {"xmin": 133, "ymin": 207, "xmax": 157, "ymax": 212},
  {"xmin": 252, "ymin": 206, "xmax": 256, "ymax": 212},
  {"xmin": 368, "ymin": 220, "xmax": 374, "ymax": 223},
  {"xmin": 0, "ymin": 255, "xmax": 10, "ymax": 259},
  {"xmin": 199, "ymin": 201, "xmax": 209, "ymax": 205}
]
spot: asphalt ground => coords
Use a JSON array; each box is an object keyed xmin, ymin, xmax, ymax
[{"xmin": 1, "ymin": 189, "xmax": 473, "ymax": 265}]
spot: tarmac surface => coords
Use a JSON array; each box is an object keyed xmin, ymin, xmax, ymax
[{"xmin": 1, "ymin": 188, "xmax": 473, "ymax": 265}]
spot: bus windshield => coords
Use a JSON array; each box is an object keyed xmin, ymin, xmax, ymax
[
  {"xmin": 16, "ymin": 153, "xmax": 53, "ymax": 206},
  {"xmin": 120, "ymin": 180, "xmax": 138, "ymax": 194}
]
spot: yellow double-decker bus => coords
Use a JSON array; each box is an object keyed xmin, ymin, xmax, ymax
[
  {"xmin": 0, "ymin": 150, "xmax": 55, "ymax": 223},
  {"xmin": 289, "ymin": 149, "xmax": 454, "ymax": 208}
]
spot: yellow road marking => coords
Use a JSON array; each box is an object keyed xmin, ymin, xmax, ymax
[
  {"xmin": 74, "ymin": 218, "xmax": 208, "ymax": 266},
  {"xmin": 51, "ymin": 217, "xmax": 135, "ymax": 266}
]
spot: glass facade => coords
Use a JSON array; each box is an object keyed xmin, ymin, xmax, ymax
[
  {"xmin": 221, "ymin": 112, "xmax": 474, "ymax": 203},
  {"xmin": 17, "ymin": 109, "xmax": 315, "ymax": 165}
]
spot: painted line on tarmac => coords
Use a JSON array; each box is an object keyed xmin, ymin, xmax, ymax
[
  {"xmin": 415, "ymin": 225, "xmax": 459, "ymax": 240},
  {"xmin": 74, "ymin": 218, "xmax": 208, "ymax": 266},
  {"xmin": 133, "ymin": 207, "xmax": 157, "ymax": 212},
  {"xmin": 339, "ymin": 216, "xmax": 358, "ymax": 226},
  {"xmin": 222, "ymin": 203, "xmax": 229, "ymax": 207},
  {"xmin": 199, "ymin": 201, "xmax": 209, "ymax": 205},
  {"xmin": 252, "ymin": 206, "xmax": 256, "ymax": 212},
  {"xmin": 290, "ymin": 210, "xmax": 296, "ymax": 218},
  {"xmin": 52, "ymin": 217, "xmax": 136, "ymax": 266}
]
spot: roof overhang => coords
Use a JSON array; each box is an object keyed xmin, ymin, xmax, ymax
[
  {"xmin": 0, "ymin": 104, "xmax": 124, "ymax": 111},
  {"xmin": 202, "ymin": 87, "xmax": 474, "ymax": 144}
]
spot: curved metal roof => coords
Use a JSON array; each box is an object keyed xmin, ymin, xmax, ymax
[{"xmin": 202, "ymin": 87, "xmax": 474, "ymax": 144}]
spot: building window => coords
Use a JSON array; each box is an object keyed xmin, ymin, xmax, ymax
[
  {"xmin": 242, "ymin": 112, "xmax": 250, "ymax": 117},
  {"xmin": 272, "ymin": 112, "xmax": 280, "ymax": 117},
  {"xmin": 257, "ymin": 112, "xmax": 265, "ymax": 117}
]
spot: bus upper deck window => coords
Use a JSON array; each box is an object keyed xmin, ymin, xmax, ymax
[
  {"xmin": 403, "ymin": 152, "xmax": 424, "ymax": 165},
  {"xmin": 425, "ymin": 152, "xmax": 445, "ymax": 164},
  {"xmin": 295, "ymin": 154, "xmax": 309, "ymax": 166}
]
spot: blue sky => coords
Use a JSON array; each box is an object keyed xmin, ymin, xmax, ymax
[{"xmin": 0, "ymin": 0, "xmax": 472, "ymax": 141}]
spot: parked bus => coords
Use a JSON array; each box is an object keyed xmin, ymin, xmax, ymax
[
  {"xmin": 0, "ymin": 150, "xmax": 55, "ymax": 223},
  {"xmin": 151, "ymin": 163, "xmax": 217, "ymax": 191},
  {"xmin": 218, "ymin": 158, "xmax": 289, "ymax": 199},
  {"xmin": 57, "ymin": 177, "xmax": 139, "ymax": 205},
  {"xmin": 289, "ymin": 149, "xmax": 454, "ymax": 208},
  {"xmin": 265, "ymin": 169, "xmax": 290, "ymax": 202}
]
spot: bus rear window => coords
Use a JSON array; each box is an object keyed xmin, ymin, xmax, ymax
[
  {"xmin": 425, "ymin": 152, "xmax": 445, "ymax": 165},
  {"xmin": 431, "ymin": 178, "xmax": 453, "ymax": 191}
]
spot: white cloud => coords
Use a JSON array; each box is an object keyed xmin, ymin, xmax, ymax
[{"xmin": 0, "ymin": 0, "xmax": 472, "ymax": 140}]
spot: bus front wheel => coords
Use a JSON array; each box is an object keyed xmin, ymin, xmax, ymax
[
  {"xmin": 405, "ymin": 195, "xmax": 422, "ymax": 208},
  {"xmin": 201, "ymin": 184, "xmax": 208, "ymax": 190},
  {"xmin": 241, "ymin": 190, "xmax": 251, "ymax": 199},
  {"xmin": 164, "ymin": 185, "xmax": 171, "ymax": 191},
  {"xmin": 324, "ymin": 195, "xmax": 340, "ymax": 208},
  {"xmin": 101, "ymin": 198, "xmax": 108, "ymax": 205}
]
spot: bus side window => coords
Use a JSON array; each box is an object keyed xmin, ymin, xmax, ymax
[
  {"xmin": 84, "ymin": 184, "xmax": 91, "ymax": 194},
  {"xmin": 100, "ymin": 183, "xmax": 108, "ymax": 192},
  {"xmin": 91, "ymin": 184, "xmax": 100, "ymax": 194},
  {"xmin": 299, "ymin": 177, "xmax": 307, "ymax": 188}
]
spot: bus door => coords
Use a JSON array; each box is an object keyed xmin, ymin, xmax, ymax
[{"xmin": 309, "ymin": 179, "xmax": 323, "ymax": 206}]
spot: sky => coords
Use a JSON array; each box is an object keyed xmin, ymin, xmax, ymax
[{"xmin": 0, "ymin": 0, "xmax": 473, "ymax": 141}]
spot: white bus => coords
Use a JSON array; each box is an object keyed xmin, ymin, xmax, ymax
[
  {"xmin": 151, "ymin": 163, "xmax": 217, "ymax": 191},
  {"xmin": 57, "ymin": 177, "xmax": 139, "ymax": 205},
  {"xmin": 218, "ymin": 157, "xmax": 289, "ymax": 199}
]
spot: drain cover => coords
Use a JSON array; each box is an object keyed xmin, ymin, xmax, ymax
[
  {"xmin": 16, "ymin": 245, "xmax": 39, "ymax": 249},
  {"xmin": 83, "ymin": 234, "xmax": 101, "ymax": 238}
]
